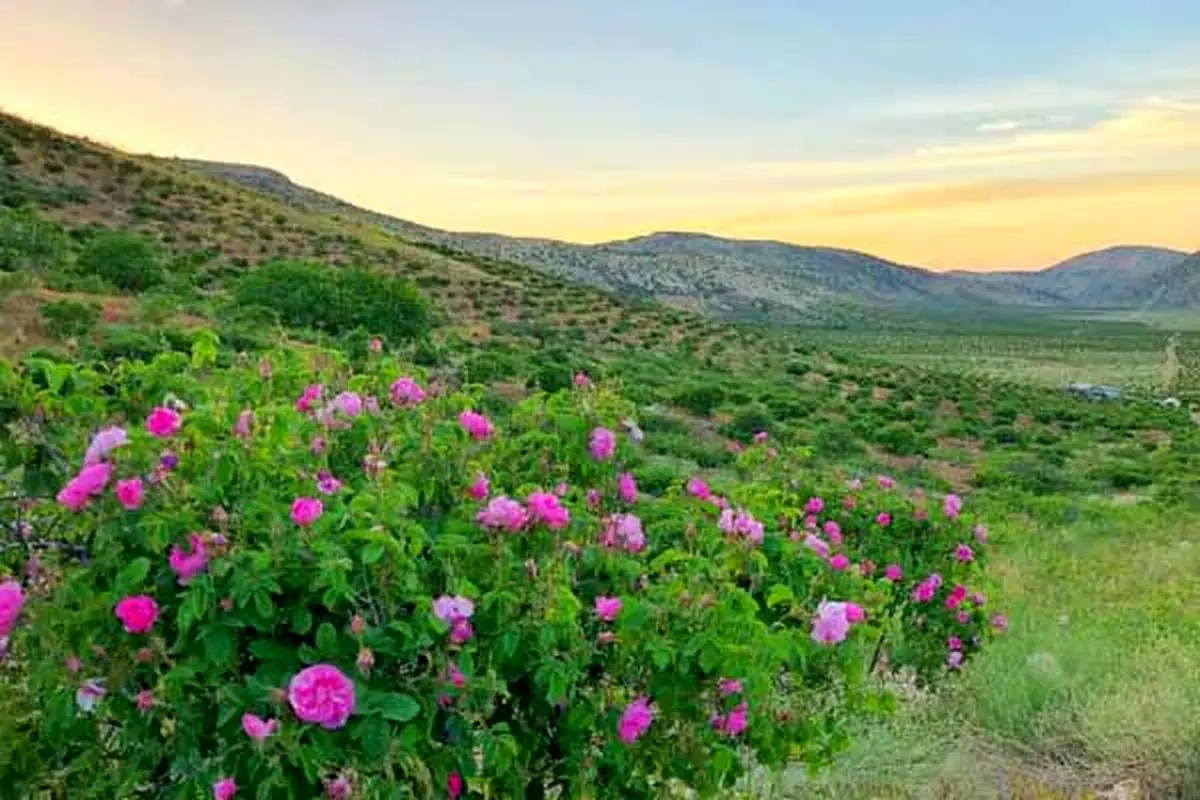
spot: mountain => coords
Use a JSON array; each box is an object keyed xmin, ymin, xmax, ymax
[
  {"xmin": 968, "ymin": 246, "xmax": 1191, "ymax": 307},
  {"xmin": 173, "ymin": 158, "xmax": 1196, "ymax": 320}
]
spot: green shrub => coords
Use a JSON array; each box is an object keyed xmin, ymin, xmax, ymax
[
  {"xmin": 235, "ymin": 260, "xmax": 432, "ymax": 341},
  {"xmin": 40, "ymin": 299, "xmax": 100, "ymax": 339},
  {"xmin": 78, "ymin": 231, "xmax": 165, "ymax": 292},
  {"xmin": 0, "ymin": 350, "xmax": 999, "ymax": 799}
]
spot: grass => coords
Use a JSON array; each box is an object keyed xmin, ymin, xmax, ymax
[{"xmin": 780, "ymin": 500, "xmax": 1200, "ymax": 799}]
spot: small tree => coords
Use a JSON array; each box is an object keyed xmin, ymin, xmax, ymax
[{"xmin": 78, "ymin": 231, "xmax": 164, "ymax": 292}]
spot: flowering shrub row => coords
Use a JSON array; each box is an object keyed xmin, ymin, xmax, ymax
[{"xmin": 0, "ymin": 345, "xmax": 1000, "ymax": 798}]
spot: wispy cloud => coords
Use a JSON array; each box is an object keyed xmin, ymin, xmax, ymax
[{"xmin": 977, "ymin": 120, "xmax": 1023, "ymax": 132}]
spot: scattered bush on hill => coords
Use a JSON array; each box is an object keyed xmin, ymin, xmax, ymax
[{"xmin": 235, "ymin": 260, "xmax": 432, "ymax": 342}]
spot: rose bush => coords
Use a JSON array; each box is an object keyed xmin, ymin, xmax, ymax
[{"xmin": 0, "ymin": 341, "xmax": 1000, "ymax": 798}]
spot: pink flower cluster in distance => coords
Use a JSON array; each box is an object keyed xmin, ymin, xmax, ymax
[{"xmin": 718, "ymin": 508, "xmax": 765, "ymax": 545}]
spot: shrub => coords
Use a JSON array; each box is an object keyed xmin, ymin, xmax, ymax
[
  {"xmin": 40, "ymin": 299, "xmax": 100, "ymax": 340},
  {"xmin": 78, "ymin": 231, "xmax": 165, "ymax": 292},
  {"xmin": 0, "ymin": 350, "xmax": 998, "ymax": 798},
  {"xmin": 235, "ymin": 260, "xmax": 432, "ymax": 342}
]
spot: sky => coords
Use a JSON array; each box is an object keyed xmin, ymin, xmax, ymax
[{"xmin": 1, "ymin": 0, "xmax": 1199, "ymax": 270}]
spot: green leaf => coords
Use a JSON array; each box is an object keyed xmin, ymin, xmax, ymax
[
  {"xmin": 115, "ymin": 557, "xmax": 151, "ymax": 594},
  {"xmin": 290, "ymin": 607, "xmax": 313, "ymax": 635},
  {"xmin": 364, "ymin": 691, "xmax": 421, "ymax": 722},
  {"xmin": 203, "ymin": 628, "xmax": 234, "ymax": 666},
  {"xmin": 361, "ymin": 541, "xmax": 385, "ymax": 565},
  {"xmin": 315, "ymin": 622, "xmax": 338, "ymax": 655},
  {"xmin": 765, "ymin": 584, "xmax": 794, "ymax": 609}
]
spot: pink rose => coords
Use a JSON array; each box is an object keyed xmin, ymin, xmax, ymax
[
  {"xmin": 146, "ymin": 407, "xmax": 182, "ymax": 438},
  {"xmin": 287, "ymin": 664, "xmax": 356, "ymax": 729},
  {"xmin": 169, "ymin": 534, "xmax": 209, "ymax": 585},
  {"xmin": 594, "ymin": 596, "xmax": 622, "ymax": 622},
  {"xmin": 242, "ymin": 713, "xmax": 278, "ymax": 741},
  {"xmin": 458, "ymin": 410, "xmax": 494, "ymax": 441},
  {"xmin": 0, "ymin": 580, "xmax": 26, "ymax": 638},
  {"xmin": 115, "ymin": 595, "xmax": 159, "ymax": 634},
  {"xmin": 291, "ymin": 497, "xmax": 323, "ymax": 527},
  {"xmin": 115, "ymin": 478, "xmax": 144, "ymax": 510},
  {"xmin": 213, "ymin": 777, "xmax": 237, "ymax": 800}
]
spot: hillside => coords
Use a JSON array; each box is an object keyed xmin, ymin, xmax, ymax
[
  {"xmin": 0, "ymin": 111, "xmax": 754, "ymax": 359},
  {"xmin": 173, "ymin": 159, "xmax": 1195, "ymax": 319}
]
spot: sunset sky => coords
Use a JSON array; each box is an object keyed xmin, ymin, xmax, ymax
[{"xmin": 2, "ymin": 0, "xmax": 1198, "ymax": 269}]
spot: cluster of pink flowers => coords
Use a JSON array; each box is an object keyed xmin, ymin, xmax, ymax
[
  {"xmin": 945, "ymin": 583, "xmax": 968, "ymax": 611},
  {"xmin": 718, "ymin": 508, "xmax": 764, "ymax": 545},
  {"xmin": 459, "ymin": 410, "xmax": 494, "ymax": 441},
  {"xmin": 56, "ymin": 462, "xmax": 112, "ymax": 511},
  {"xmin": 296, "ymin": 384, "xmax": 324, "ymax": 413},
  {"xmin": 527, "ymin": 492, "xmax": 570, "ymax": 530},
  {"xmin": 955, "ymin": 543, "xmax": 975, "ymax": 563},
  {"xmin": 618, "ymin": 696, "xmax": 655, "ymax": 743},
  {"xmin": 589, "ymin": 427, "xmax": 616, "ymax": 461},
  {"xmin": 574, "ymin": 372, "xmax": 592, "ymax": 389},
  {"xmin": 330, "ymin": 391, "xmax": 364, "ymax": 418},
  {"xmin": 288, "ymin": 663, "xmax": 356, "ymax": 730},
  {"xmin": 912, "ymin": 573, "xmax": 943, "ymax": 603},
  {"xmin": 390, "ymin": 376, "xmax": 426, "ymax": 406},
  {"xmin": 599, "ymin": 513, "xmax": 646, "ymax": 553},
  {"xmin": 811, "ymin": 600, "xmax": 865, "ymax": 645},
  {"xmin": 711, "ymin": 701, "xmax": 749, "ymax": 737},
  {"xmin": 213, "ymin": 777, "xmax": 238, "ymax": 800},
  {"xmin": 477, "ymin": 496, "xmax": 528, "ymax": 532},
  {"xmin": 433, "ymin": 595, "xmax": 475, "ymax": 643},
  {"xmin": 884, "ymin": 563, "xmax": 904, "ymax": 582},
  {"xmin": 686, "ymin": 477, "xmax": 710, "ymax": 499}
]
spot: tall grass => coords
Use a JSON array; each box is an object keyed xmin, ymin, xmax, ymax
[{"xmin": 784, "ymin": 500, "xmax": 1200, "ymax": 799}]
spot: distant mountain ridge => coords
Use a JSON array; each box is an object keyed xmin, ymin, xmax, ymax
[{"xmin": 172, "ymin": 158, "xmax": 1197, "ymax": 321}]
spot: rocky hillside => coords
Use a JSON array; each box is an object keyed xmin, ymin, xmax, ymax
[{"xmin": 174, "ymin": 159, "xmax": 1196, "ymax": 320}]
